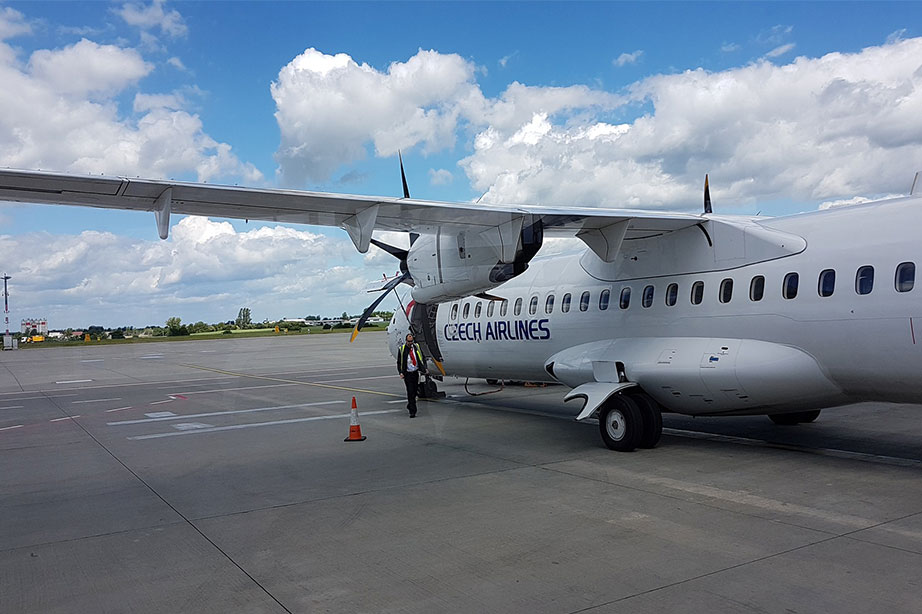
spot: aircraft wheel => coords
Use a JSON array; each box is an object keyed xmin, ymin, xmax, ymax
[
  {"xmin": 769, "ymin": 410, "xmax": 821, "ymax": 425},
  {"xmin": 486, "ymin": 379, "xmax": 498, "ymax": 385},
  {"xmin": 598, "ymin": 395, "xmax": 642, "ymax": 452},
  {"xmin": 627, "ymin": 391, "xmax": 663, "ymax": 449}
]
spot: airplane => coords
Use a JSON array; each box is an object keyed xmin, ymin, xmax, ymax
[{"xmin": 0, "ymin": 166, "xmax": 920, "ymax": 451}]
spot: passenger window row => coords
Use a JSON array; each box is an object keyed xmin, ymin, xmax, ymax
[{"xmin": 447, "ymin": 262, "xmax": 916, "ymax": 320}]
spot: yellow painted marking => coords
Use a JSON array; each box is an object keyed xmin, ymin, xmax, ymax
[
  {"xmin": 433, "ymin": 359, "xmax": 446, "ymax": 376},
  {"xmin": 178, "ymin": 364, "xmax": 403, "ymax": 398}
]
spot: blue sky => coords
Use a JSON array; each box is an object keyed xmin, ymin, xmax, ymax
[{"xmin": 0, "ymin": 1, "xmax": 920, "ymax": 328}]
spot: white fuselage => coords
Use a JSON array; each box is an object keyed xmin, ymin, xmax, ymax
[{"xmin": 404, "ymin": 196, "xmax": 922, "ymax": 415}]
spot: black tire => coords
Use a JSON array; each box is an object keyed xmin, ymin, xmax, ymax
[
  {"xmin": 598, "ymin": 395, "xmax": 642, "ymax": 452},
  {"xmin": 769, "ymin": 409, "xmax": 822, "ymax": 425},
  {"xmin": 627, "ymin": 391, "xmax": 663, "ymax": 449},
  {"xmin": 486, "ymin": 379, "xmax": 498, "ymax": 385},
  {"xmin": 796, "ymin": 409, "xmax": 821, "ymax": 423}
]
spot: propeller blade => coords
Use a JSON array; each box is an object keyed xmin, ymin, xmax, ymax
[
  {"xmin": 369, "ymin": 238, "xmax": 408, "ymax": 261},
  {"xmin": 398, "ymin": 150, "xmax": 410, "ymax": 199},
  {"xmin": 704, "ymin": 174, "xmax": 712, "ymax": 214},
  {"xmin": 350, "ymin": 272, "xmax": 410, "ymax": 342}
]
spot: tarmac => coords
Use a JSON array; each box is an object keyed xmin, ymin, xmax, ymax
[{"xmin": 1, "ymin": 331, "xmax": 921, "ymax": 613}]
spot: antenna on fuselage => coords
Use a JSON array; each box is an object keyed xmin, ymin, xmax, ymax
[
  {"xmin": 911, "ymin": 171, "xmax": 920, "ymax": 196},
  {"xmin": 704, "ymin": 174, "xmax": 712, "ymax": 214}
]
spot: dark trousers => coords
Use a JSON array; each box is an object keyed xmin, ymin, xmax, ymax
[{"xmin": 403, "ymin": 370, "xmax": 420, "ymax": 414}]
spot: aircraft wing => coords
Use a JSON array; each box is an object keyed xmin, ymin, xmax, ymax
[{"xmin": 0, "ymin": 168, "xmax": 704, "ymax": 257}]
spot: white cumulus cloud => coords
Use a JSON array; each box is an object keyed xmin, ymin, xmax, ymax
[
  {"xmin": 116, "ymin": 0, "xmax": 188, "ymax": 38},
  {"xmin": 0, "ymin": 34, "xmax": 261, "ymax": 183},
  {"xmin": 0, "ymin": 216, "xmax": 364, "ymax": 325},
  {"xmin": 271, "ymin": 47, "xmax": 619, "ymax": 186},
  {"xmin": 428, "ymin": 168, "xmax": 453, "ymax": 186},
  {"xmin": 614, "ymin": 50, "xmax": 643, "ymax": 67},
  {"xmin": 458, "ymin": 37, "xmax": 922, "ymax": 211}
]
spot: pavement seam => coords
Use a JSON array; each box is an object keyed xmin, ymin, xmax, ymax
[
  {"xmin": 540, "ymin": 463, "xmax": 846, "ymax": 537},
  {"xmin": 37, "ymin": 391, "xmax": 296, "ymax": 614},
  {"xmin": 563, "ymin": 533, "xmax": 845, "ymax": 614},
  {"xmin": 0, "ymin": 519, "xmax": 190, "ymax": 555}
]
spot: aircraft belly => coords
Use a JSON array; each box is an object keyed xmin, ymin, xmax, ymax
[{"xmin": 546, "ymin": 337, "xmax": 846, "ymax": 416}]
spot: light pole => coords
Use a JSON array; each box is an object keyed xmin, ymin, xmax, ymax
[{"xmin": 2, "ymin": 274, "xmax": 10, "ymax": 337}]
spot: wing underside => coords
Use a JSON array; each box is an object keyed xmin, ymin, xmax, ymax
[{"xmin": 0, "ymin": 168, "xmax": 703, "ymax": 245}]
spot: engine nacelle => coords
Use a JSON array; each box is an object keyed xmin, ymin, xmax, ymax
[{"xmin": 408, "ymin": 219, "xmax": 542, "ymax": 303}]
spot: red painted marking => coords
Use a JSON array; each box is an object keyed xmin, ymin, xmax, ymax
[
  {"xmin": 172, "ymin": 394, "xmax": 188, "ymax": 400},
  {"xmin": 405, "ymin": 300, "xmax": 415, "ymax": 318}
]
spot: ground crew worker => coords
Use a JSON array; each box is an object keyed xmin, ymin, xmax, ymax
[{"xmin": 397, "ymin": 332, "xmax": 427, "ymax": 417}]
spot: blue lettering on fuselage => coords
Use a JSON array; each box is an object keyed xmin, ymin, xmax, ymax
[{"xmin": 444, "ymin": 318, "xmax": 550, "ymax": 342}]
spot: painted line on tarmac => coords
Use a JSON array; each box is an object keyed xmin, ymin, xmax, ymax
[
  {"xmin": 323, "ymin": 375, "xmax": 396, "ymax": 383},
  {"xmin": 178, "ymin": 363, "xmax": 403, "ymax": 398},
  {"xmin": 50, "ymin": 416, "xmax": 81, "ymax": 422},
  {"xmin": 663, "ymin": 428, "xmax": 922, "ymax": 467},
  {"xmin": 80, "ymin": 359, "xmax": 104, "ymax": 363},
  {"xmin": 149, "ymin": 399, "xmax": 174, "ymax": 406},
  {"xmin": 171, "ymin": 382, "xmax": 299, "ymax": 396},
  {"xmin": 105, "ymin": 406, "xmax": 133, "ymax": 413},
  {"xmin": 0, "ymin": 424, "xmax": 23, "ymax": 431},
  {"xmin": 0, "ymin": 405, "xmax": 24, "ymax": 410},
  {"xmin": 127, "ymin": 409, "xmax": 401, "ymax": 440},
  {"xmin": 55, "ymin": 379, "xmax": 93, "ymax": 384},
  {"xmin": 72, "ymin": 397, "xmax": 122, "ymax": 404},
  {"xmin": 109, "ymin": 400, "xmax": 346, "ymax": 425}
]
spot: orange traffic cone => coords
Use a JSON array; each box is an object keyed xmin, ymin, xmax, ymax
[{"xmin": 344, "ymin": 396, "xmax": 366, "ymax": 442}]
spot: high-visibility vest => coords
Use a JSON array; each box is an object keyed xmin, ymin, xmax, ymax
[{"xmin": 398, "ymin": 343, "xmax": 425, "ymax": 373}]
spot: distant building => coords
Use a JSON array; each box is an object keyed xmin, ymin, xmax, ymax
[{"xmin": 21, "ymin": 318, "xmax": 48, "ymax": 335}]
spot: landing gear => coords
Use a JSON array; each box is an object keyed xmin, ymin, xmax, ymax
[
  {"xmin": 626, "ymin": 391, "xmax": 663, "ymax": 449},
  {"xmin": 598, "ymin": 395, "xmax": 642, "ymax": 451},
  {"xmin": 768, "ymin": 409, "xmax": 821, "ymax": 425}
]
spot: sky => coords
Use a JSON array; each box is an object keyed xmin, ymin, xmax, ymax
[{"xmin": 1, "ymin": 1, "xmax": 921, "ymax": 329}]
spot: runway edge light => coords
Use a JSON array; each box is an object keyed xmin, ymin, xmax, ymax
[{"xmin": 344, "ymin": 396, "xmax": 367, "ymax": 442}]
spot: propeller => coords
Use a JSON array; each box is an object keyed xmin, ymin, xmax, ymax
[
  {"xmin": 350, "ymin": 153, "xmax": 416, "ymax": 342},
  {"xmin": 350, "ymin": 271, "xmax": 411, "ymax": 342},
  {"xmin": 704, "ymin": 174, "xmax": 712, "ymax": 214}
]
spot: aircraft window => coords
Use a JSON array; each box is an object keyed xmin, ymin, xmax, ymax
[
  {"xmin": 783, "ymin": 273, "xmax": 799, "ymax": 299},
  {"xmin": 463, "ymin": 302, "xmax": 471, "ymax": 318},
  {"xmin": 719, "ymin": 278, "xmax": 733, "ymax": 303},
  {"xmin": 750, "ymin": 276, "xmax": 764, "ymax": 301},
  {"xmin": 690, "ymin": 281, "xmax": 704, "ymax": 305},
  {"xmin": 561, "ymin": 293, "xmax": 571, "ymax": 313},
  {"xmin": 620, "ymin": 287, "xmax": 631, "ymax": 309},
  {"xmin": 500, "ymin": 300, "xmax": 508, "ymax": 317},
  {"xmin": 896, "ymin": 262, "xmax": 915, "ymax": 292},
  {"xmin": 642, "ymin": 285, "xmax": 654, "ymax": 308},
  {"xmin": 856, "ymin": 266, "xmax": 874, "ymax": 295},
  {"xmin": 580, "ymin": 291, "xmax": 590, "ymax": 312},
  {"xmin": 514, "ymin": 298, "xmax": 523, "ymax": 316},
  {"xmin": 545, "ymin": 294, "xmax": 555, "ymax": 314},
  {"xmin": 818, "ymin": 269, "xmax": 836, "ymax": 297},
  {"xmin": 451, "ymin": 303, "xmax": 458, "ymax": 320},
  {"xmin": 487, "ymin": 301, "xmax": 495, "ymax": 318},
  {"xmin": 665, "ymin": 283, "xmax": 678, "ymax": 306},
  {"xmin": 599, "ymin": 289, "xmax": 610, "ymax": 311},
  {"xmin": 474, "ymin": 302, "xmax": 482, "ymax": 318},
  {"xmin": 529, "ymin": 295, "xmax": 538, "ymax": 315}
]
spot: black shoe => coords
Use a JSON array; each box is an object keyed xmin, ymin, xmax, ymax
[{"xmin": 409, "ymin": 412, "xmax": 416, "ymax": 418}]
